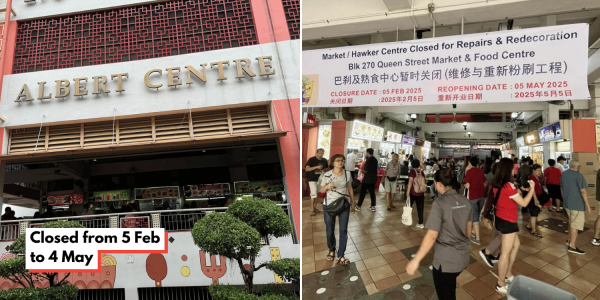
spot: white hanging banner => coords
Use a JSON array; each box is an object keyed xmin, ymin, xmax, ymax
[{"xmin": 302, "ymin": 24, "xmax": 590, "ymax": 107}]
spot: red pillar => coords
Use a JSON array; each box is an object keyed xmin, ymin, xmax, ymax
[
  {"xmin": 273, "ymin": 99, "xmax": 300, "ymax": 238},
  {"xmin": 250, "ymin": 0, "xmax": 291, "ymax": 44},
  {"xmin": 0, "ymin": 0, "xmax": 15, "ymax": 159},
  {"xmin": 572, "ymin": 119, "xmax": 596, "ymax": 153},
  {"xmin": 330, "ymin": 121, "xmax": 347, "ymax": 158}
]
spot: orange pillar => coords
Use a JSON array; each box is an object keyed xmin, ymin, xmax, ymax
[{"xmin": 330, "ymin": 121, "xmax": 347, "ymax": 158}]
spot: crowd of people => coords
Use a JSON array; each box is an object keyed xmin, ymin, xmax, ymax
[{"xmin": 305, "ymin": 149, "xmax": 600, "ymax": 299}]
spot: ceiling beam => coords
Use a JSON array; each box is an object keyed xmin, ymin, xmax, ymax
[{"xmin": 419, "ymin": 122, "xmax": 518, "ymax": 133}]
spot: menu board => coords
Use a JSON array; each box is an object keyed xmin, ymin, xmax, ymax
[
  {"xmin": 184, "ymin": 183, "xmax": 231, "ymax": 198},
  {"xmin": 538, "ymin": 122, "xmax": 563, "ymax": 142},
  {"xmin": 347, "ymin": 138, "xmax": 366, "ymax": 149},
  {"xmin": 234, "ymin": 180, "xmax": 284, "ymax": 194},
  {"xmin": 386, "ymin": 131, "xmax": 402, "ymax": 143},
  {"xmin": 47, "ymin": 194, "xmax": 83, "ymax": 206},
  {"xmin": 351, "ymin": 121, "xmax": 383, "ymax": 141},
  {"xmin": 516, "ymin": 137, "xmax": 525, "ymax": 147},
  {"xmin": 317, "ymin": 125, "xmax": 332, "ymax": 159},
  {"xmin": 135, "ymin": 186, "xmax": 180, "ymax": 200},
  {"xmin": 423, "ymin": 141, "xmax": 432, "ymax": 148},
  {"xmin": 93, "ymin": 190, "xmax": 132, "ymax": 201},
  {"xmin": 402, "ymin": 136, "xmax": 416, "ymax": 146},
  {"xmin": 524, "ymin": 131, "xmax": 540, "ymax": 145}
]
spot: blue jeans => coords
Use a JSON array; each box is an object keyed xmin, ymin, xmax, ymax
[
  {"xmin": 323, "ymin": 204, "xmax": 350, "ymax": 258},
  {"xmin": 470, "ymin": 197, "xmax": 486, "ymax": 225}
]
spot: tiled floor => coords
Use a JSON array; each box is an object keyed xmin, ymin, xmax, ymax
[{"xmin": 302, "ymin": 187, "xmax": 600, "ymax": 300}]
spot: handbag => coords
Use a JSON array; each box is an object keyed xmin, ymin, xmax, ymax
[
  {"xmin": 387, "ymin": 176, "xmax": 397, "ymax": 182},
  {"xmin": 482, "ymin": 184, "xmax": 503, "ymax": 222},
  {"xmin": 324, "ymin": 171, "xmax": 351, "ymax": 218},
  {"xmin": 402, "ymin": 198, "xmax": 413, "ymax": 226}
]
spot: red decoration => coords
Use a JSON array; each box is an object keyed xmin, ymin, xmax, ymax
[
  {"xmin": 282, "ymin": 0, "xmax": 299, "ymax": 39},
  {"xmin": 199, "ymin": 250, "xmax": 226, "ymax": 285},
  {"xmin": 14, "ymin": 0, "xmax": 257, "ymax": 73},
  {"xmin": 146, "ymin": 254, "xmax": 168, "ymax": 287},
  {"xmin": 120, "ymin": 217, "xmax": 150, "ymax": 228}
]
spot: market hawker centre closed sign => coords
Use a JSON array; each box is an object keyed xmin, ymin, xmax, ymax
[
  {"xmin": 302, "ymin": 24, "xmax": 590, "ymax": 107},
  {"xmin": 14, "ymin": 56, "xmax": 276, "ymax": 103}
]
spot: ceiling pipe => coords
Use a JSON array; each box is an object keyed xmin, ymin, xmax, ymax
[{"xmin": 410, "ymin": 0, "xmax": 419, "ymax": 29}]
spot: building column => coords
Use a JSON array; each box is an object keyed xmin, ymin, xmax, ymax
[
  {"xmin": 250, "ymin": 0, "xmax": 291, "ymax": 44},
  {"xmin": 0, "ymin": 160, "xmax": 6, "ymax": 214},
  {"xmin": 273, "ymin": 98, "xmax": 300, "ymax": 241},
  {"xmin": 589, "ymin": 85, "xmax": 600, "ymax": 117}
]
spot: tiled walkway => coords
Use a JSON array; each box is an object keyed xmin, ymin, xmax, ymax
[{"xmin": 302, "ymin": 188, "xmax": 600, "ymax": 300}]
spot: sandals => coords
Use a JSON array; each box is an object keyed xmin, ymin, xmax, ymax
[
  {"xmin": 326, "ymin": 251, "xmax": 335, "ymax": 261},
  {"xmin": 337, "ymin": 257, "xmax": 350, "ymax": 265},
  {"xmin": 314, "ymin": 208, "xmax": 321, "ymax": 213},
  {"xmin": 391, "ymin": 205, "xmax": 396, "ymax": 208},
  {"xmin": 387, "ymin": 207, "xmax": 392, "ymax": 211},
  {"xmin": 530, "ymin": 231, "xmax": 542, "ymax": 238},
  {"xmin": 309, "ymin": 210, "xmax": 316, "ymax": 216}
]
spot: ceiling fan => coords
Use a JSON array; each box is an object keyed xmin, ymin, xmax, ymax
[{"xmin": 39, "ymin": 169, "xmax": 69, "ymax": 176}]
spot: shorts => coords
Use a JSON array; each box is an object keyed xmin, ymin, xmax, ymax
[
  {"xmin": 565, "ymin": 208, "xmax": 585, "ymax": 231},
  {"xmin": 470, "ymin": 198, "xmax": 485, "ymax": 224},
  {"xmin": 527, "ymin": 198, "xmax": 541, "ymax": 217},
  {"xmin": 309, "ymin": 181, "xmax": 318, "ymax": 198},
  {"xmin": 384, "ymin": 179, "xmax": 398, "ymax": 193},
  {"xmin": 495, "ymin": 215, "xmax": 519, "ymax": 234},
  {"xmin": 547, "ymin": 184, "xmax": 562, "ymax": 201}
]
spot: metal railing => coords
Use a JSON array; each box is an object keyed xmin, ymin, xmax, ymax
[
  {"xmin": 0, "ymin": 222, "xmax": 19, "ymax": 241},
  {"xmin": 0, "ymin": 204, "xmax": 290, "ymax": 241}
]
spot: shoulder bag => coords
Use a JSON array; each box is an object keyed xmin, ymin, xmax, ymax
[
  {"xmin": 324, "ymin": 171, "xmax": 351, "ymax": 218},
  {"xmin": 482, "ymin": 184, "xmax": 503, "ymax": 222}
]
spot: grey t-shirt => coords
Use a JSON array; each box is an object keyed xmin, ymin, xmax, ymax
[
  {"xmin": 561, "ymin": 169, "xmax": 587, "ymax": 211},
  {"xmin": 320, "ymin": 170, "xmax": 353, "ymax": 204},
  {"xmin": 386, "ymin": 161, "xmax": 400, "ymax": 177},
  {"xmin": 425, "ymin": 189, "xmax": 472, "ymax": 273}
]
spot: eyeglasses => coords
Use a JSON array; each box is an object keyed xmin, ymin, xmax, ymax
[{"xmin": 335, "ymin": 159, "xmax": 345, "ymax": 163}]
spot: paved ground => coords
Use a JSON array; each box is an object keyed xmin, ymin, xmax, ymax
[{"xmin": 302, "ymin": 187, "xmax": 600, "ymax": 300}]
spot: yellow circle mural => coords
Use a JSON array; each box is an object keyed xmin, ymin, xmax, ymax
[{"xmin": 181, "ymin": 266, "xmax": 190, "ymax": 277}]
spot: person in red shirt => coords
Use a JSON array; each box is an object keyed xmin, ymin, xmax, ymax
[
  {"xmin": 464, "ymin": 156, "xmax": 487, "ymax": 245},
  {"xmin": 544, "ymin": 159, "xmax": 563, "ymax": 212},
  {"xmin": 492, "ymin": 158, "xmax": 535, "ymax": 295},
  {"xmin": 527, "ymin": 164, "xmax": 547, "ymax": 237}
]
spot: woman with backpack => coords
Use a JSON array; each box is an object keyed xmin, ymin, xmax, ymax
[
  {"xmin": 405, "ymin": 168, "xmax": 472, "ymax": 300},
  {"xmin": 491, "ymin": 158, "xmax": 535, "ymax": 294},
  {"xmin": 407, "ymin": 159, "xmax": 427, "ymax": 228},
  {"xmin": 320, "ymin": 154, "xmax": 355, "ymax": 265}
]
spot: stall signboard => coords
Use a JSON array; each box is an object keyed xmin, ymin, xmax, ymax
[
  {"xmin": 47, "ymin": 194, "xmax": 83, "ymax": 206},
  {"xmin": 538, "ymin": 122, "xmax": 563, "ymax": 142},
  {"xmin": 525, "ymin": 131, "xmax": 540, "ymax": 145},
  {"xmin": 234, "ymin": 180, "xmax": 284, "ymax": 194},
  {"xmin": 347, "ymin": 138, "xmax": 366, "ymax": 149},
  {"xmin": 534, "ymin": 146, "xmax": 544, "ymax": 152},
  {"xmin": 596, "ymin": 125, "xmax": 600, "ymax": 152},
  {"xmin": 557, "ymin": 141, "xmax": 571, "ymax": 152},
  {"xmin": 93, "ymin": 190, "xmax": 132, "ymax": 201},
  {"xmin": 423, "ymin": 141, "xmax": 432, "ymax": 148},
  {"xmin": 516, "ymin": 137, "xmax": 525, "ymax": 147},
  {"xmin": 415, "ymin": 139, "xmax": 425, "ymax": 147},
  {"xmin": 184, "ymin": 184, "xmax": 231, "ymax": 198},
  {"xmin": 386, "ymin": 131, "xmax": 402, "ymax": 143},
  {"xmin": 317, "ymin": 125, "xmax": 332, "ymax": 159},
  {"xmin": 351, "ymin": 121, "xmax": 383, "ymax": 141},
  {"xmin": 402, "ymin": 136, "xmax": 416, "ymax": 145},
  {"xmin": 302, "ymin": 24, "xmax": 589, "ymax": 107},
  {"xmin": 135, "ymin": 187, "xmax": 180, "ymax": 200}
]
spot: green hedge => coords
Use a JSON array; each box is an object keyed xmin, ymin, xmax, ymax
[
  {"xmin": 0, "ymin": 285, "xmax": 78, "ymax": 300},
  {"xmin": 209, "ymin": 284, "xmax": 298, "ymax": 300}
]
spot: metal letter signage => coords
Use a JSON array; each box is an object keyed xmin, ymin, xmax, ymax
[
  {"xmin": 302, "ymin": 24, "xmax": 589, "ymax": 107},
  {"xmin": 14, "ymin": 56, "xmax": 275, "ymax": 104}
]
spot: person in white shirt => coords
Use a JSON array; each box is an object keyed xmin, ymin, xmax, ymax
[
  {"xmin": 346, "ymin": 150, "xmax": 359, "ymax": 179},
  {"xmin": 557, "ymin": 156, "xmax": 566, "ymax": 172}
]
